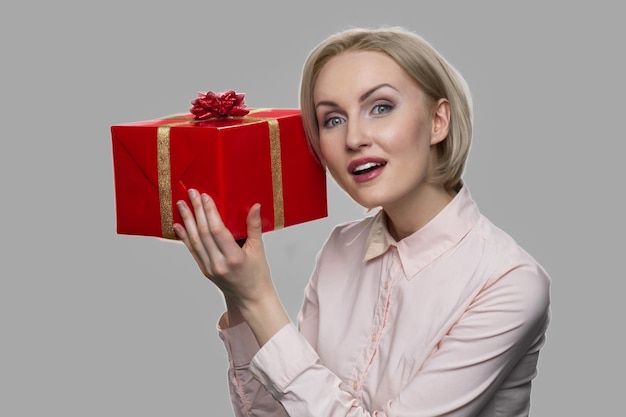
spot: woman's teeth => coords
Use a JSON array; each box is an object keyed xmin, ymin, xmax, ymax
[{"xmin": 353, "ymin": 162, "xmax": 386, "ymax": 175}]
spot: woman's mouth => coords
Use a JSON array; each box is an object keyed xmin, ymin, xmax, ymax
[{"xmin": 349, "ymin": 159, "xmax": 387, "ymax": 182}]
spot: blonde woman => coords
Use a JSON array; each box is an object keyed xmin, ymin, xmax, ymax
[{"xmin": 174, "ymin": 27, "xmax": 551, "ymax": 417}]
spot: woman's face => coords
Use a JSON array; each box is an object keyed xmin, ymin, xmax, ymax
[{"xmin": 313, "ymin": 50, "xmax": 449, "ymax": 212}]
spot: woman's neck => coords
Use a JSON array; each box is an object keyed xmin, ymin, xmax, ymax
[{"xmin": 384, "ymin": 184, "xmax": 457, "ymax": 241}]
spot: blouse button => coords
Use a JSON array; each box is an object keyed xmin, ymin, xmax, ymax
[
  {"xmin": 384, "ymin": 281, "xmax": 389, "ymax": 289},
  {"xmin": 353, "ymin": 381, "xmax": 358, "ymax": 390},
  {"xmin": 371, "ymin": 332, "xmax": 377, "ymax": 342}
]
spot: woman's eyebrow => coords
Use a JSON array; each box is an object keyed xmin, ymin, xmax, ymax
[
  {"xmin": 359, "ymin": 83, "xmax": 394, "ymax": 102},
  {"xmin": 315, "ymin": 83, "xmax": 395, "ymax": 110},
  {"xmin": 315, "ymin": 100, "xmax": 337, "ymax": 110}
]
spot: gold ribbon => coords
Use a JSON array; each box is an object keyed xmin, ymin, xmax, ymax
[
  {"xmin": 156, "ymin": 110, "xmax": 284, "ymax": 239},
  {"xmin": 241, "ymin": 109, "xmax": 285, "ymax": 231}
]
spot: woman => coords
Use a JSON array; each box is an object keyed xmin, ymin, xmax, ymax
[{"xmin": 174, "ymin": 27, "xmax": 551, "ymax": 417}]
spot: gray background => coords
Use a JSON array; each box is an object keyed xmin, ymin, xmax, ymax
[{"xmin": 2, "ymin": 1, "xmax": 623, "ymax": 415}]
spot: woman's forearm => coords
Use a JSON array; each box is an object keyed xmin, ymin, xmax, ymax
[{"xmin": 240, "ymin": 291, "xmax": 290, "ymax": 347}]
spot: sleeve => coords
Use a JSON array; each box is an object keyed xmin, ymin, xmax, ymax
[
  {"xmin": 218, "ymin": 314, "xmax": 289, "ymax": 417},
  {"xmin": 215, "ymin": 226, "xmax": 332, "ymax": 417},
  {"xmin": 248, "ymin": 263, "xmax": 551, "ymax": 417}
]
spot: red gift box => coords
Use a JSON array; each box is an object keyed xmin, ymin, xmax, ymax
[{"xmin": 111, "ymin": 108, "xmax": 328, "ymax": 240}]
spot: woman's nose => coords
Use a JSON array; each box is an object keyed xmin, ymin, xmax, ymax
[{"xmin": 345, "ymin": 120, "xmax": 372, "ymax": 151}]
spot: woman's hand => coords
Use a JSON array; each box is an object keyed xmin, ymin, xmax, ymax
[
  {"xmin": 173, "ymin": 189, "xmax": 289, "ymax": 345},
  {"xmin": 174, "ymin": 188, "xmax": 272, "ymax": 304}
]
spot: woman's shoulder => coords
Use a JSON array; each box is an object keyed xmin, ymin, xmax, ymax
[
  {"xmin": 326, "ymin": 211, "xmax": 381, "ymax": 245},
  {"xmin": 468, "ymin": 214, "xmax": 551, "ymax": 294},
  {"xmin": 307, "ymin": 213, "xmax": 382, "ymax": 280},
  {"xmin": 312, "ymin": 211, "xmax": 382, "ymax": 264}
]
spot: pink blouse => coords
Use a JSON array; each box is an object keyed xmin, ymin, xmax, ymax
[{"xmin": 218, "ymin": 185, "xmax": 551, "ymax": 417}]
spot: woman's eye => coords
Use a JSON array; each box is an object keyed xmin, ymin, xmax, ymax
[
  {"xmin": 323, "ymin": 116, "xmax": 344, "ymax": 128},
  {"xmin": 372, "ymin": 104, "xmax": 392, "ymax": 115}
]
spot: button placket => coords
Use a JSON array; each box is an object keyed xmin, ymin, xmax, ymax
[
  {"xmin": 348, "ymin": 250, "xmax": 403, "ymax": 399},
  {"xmin": 355, "ymin": 251, "xmax": 398, "ymax": 394}
]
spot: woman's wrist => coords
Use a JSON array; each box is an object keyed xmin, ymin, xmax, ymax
[
  {"xmin": 224, "ymin": 297, "xmax": 246, "ymax": 328},
  {"xmin": 239, "ymin": 293, "xmax": 290, "ymax": 347}
]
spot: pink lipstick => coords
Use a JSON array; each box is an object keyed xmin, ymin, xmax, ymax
[{"xmin": 348, "ymin": 157, "xmax": 387, "ymax": 183}]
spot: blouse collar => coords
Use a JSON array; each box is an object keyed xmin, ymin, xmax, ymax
[{"xmin": 363, "ymin": 185, "xmax": 481, "ymax": 280}]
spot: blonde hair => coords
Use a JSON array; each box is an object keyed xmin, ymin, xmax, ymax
[{"xmin": 300, "ymin": 27, "xmax": 473, "ymax": 191}]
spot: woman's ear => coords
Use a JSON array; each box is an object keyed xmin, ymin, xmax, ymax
[{"xmin": 430, "ymin": 98, "xmax": 451, "ymax": 145}]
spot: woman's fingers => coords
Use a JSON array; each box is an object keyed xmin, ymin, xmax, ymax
[
  {"xmin": 175, "ymin": 189, "xmax": 224, "ymax": 275},
  {"xmin": 173, "ymin": 221, "xmax": 211, "ymax": 277},
  {"xmin": 174, "ymin": 190, "xmax": 268, "ymax": 296},
  {"xmin": 245, "ymin": 203, "xmax": 263, "ymax": 244},
  {"xmin": 200, "ymin": 193, "xmax": 244, "ymax": 263}
]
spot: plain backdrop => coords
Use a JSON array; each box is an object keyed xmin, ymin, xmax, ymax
[{"xmin": 1, "ymin": 1, "xmax": 623, "ymax": 416}]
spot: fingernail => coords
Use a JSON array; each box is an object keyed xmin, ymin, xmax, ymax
[
  {"xmin": 201, "ymin": 193, "xmax": 209, "ymax": 202},
  {"xmin": 188, "ymin": 189, "xmax": 197, "ymax": 197}
]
